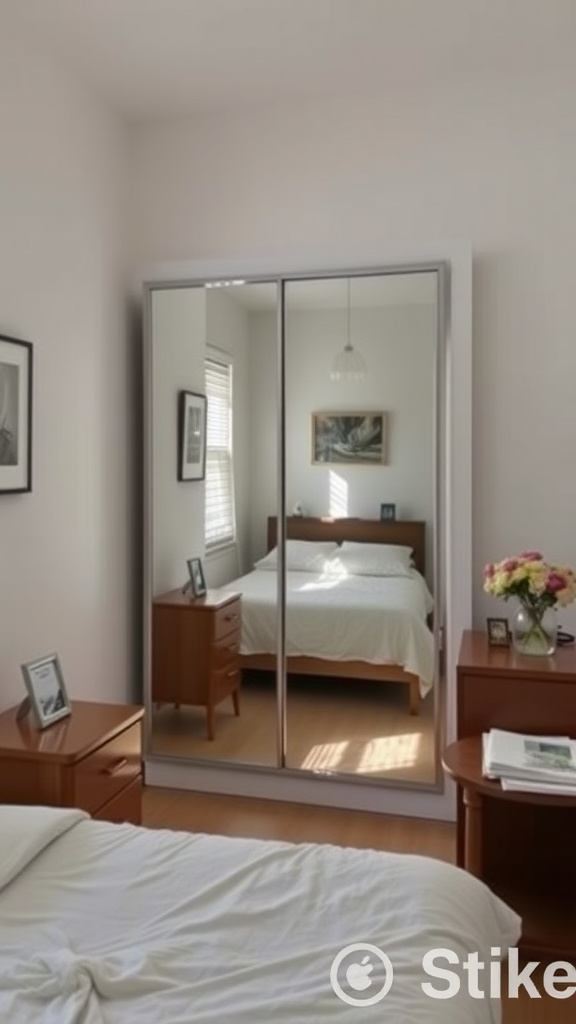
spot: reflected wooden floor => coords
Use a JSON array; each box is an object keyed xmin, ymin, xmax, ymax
[{"xmin": 151, "ymin": 671, "xmax": 436, "ymax": 782}]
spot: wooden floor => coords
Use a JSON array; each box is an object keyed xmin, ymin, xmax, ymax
[
  {"xmin": 151, "ymin": 672, "xmax": 436, "ymax": 782},
  {"xmin": 143, "ymin": 787, "xmax": 572, "ymax": 1023}
]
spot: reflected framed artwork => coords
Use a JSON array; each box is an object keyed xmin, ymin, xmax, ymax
[
  {"xmin": 178, "ymin": 390, "xmax": 207, "ymax": 481},
  {"xmin": 187, "ymin": 557, "xmax": 207, "ymax": 597},
  {"xmin": 0, "ymin": 334, "xmax": 33, "ymax": 494},
  {"xmin": 380, "ymin": 503, "xmax": 396, "ymax": 521},
  {"xmin": 312, "ymin": 412, "xmax": 386, "ymax": 465}
]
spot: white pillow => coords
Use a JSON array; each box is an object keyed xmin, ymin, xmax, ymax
[
  {"xmin": 255, "ymin": 540, "xmax": 338, "ymax": 573},
  {"xmin": 334, "ymin": 541, "xmax": 414, "ymax": 577}
]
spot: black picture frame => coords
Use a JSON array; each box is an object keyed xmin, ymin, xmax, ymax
[
  {"xmin": 20, "ymin": 653, "xmax": 71, "ymax": 729},
  {"xmin": 187, "ymin": 556, "xmax": 207, "ymax": 598},
  {"xmin": 380, "ymin": 503, "xmax": 396, "ymax": 521},
  {"xmin": 0, "ymin": 333, "xmax": 33, "ymax": 494},
  {"xmin": 486, "ymin": 617, "xmax": 511, "ymax": 647},
  {"xmin": 178, "ymin": 390, "xmax": 207, "ymax": 481}
]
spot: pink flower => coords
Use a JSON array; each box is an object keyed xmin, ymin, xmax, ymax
[
  {"xmin": 520, "ymin": 550, "xmax": 543, "ymax": 561},
  {"xmin": 484, "ymin": 563, "xmax": 496, "ymax": 579},
  {"xmin": 503, "ymin": 558, "xmax": 518, "ymax": 572},
  {"xmin": 547, "ymin": 572, "xmax": 566, "ymax": 594}
]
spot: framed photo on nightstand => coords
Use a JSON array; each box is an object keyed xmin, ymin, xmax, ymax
[
  {"xmin": 20, "ymin": 653, "xmax": 71, "ymax": 729},
  {"xmin": 486, "ymin": 617, "xmax": 510, "ymax": 647}
]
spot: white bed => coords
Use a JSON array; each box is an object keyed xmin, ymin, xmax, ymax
[
  {"xmin": 0, "ymin": 806, "xmax": 521, "ymax": 1023},
  {"xmin": 224, "ymin": 565, "xmax": 435, "ymax": 695},
  {"xmin": 225, "ymin": 517, "xmax": 436, "ymax": 715}
]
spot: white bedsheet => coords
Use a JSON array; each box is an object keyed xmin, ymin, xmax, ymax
[
  {"xmin": 0, "ymin": 806, "xmax": 520, "ymax": 1024},
  {"xmin": 224, "ymin": 567, "xmax": 435, "ymax": 695}
]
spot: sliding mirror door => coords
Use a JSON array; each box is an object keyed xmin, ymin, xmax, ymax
[
  {"xmin": 283, "ymin": 270, "xmax": 440, "ymax": 784},
  {"xmin": 148, "ymin": 280, "xmax": 279, "ymax": 766},
  {"xmin": 145, "ymin": 263, "xmax": 444, "ymax": 789}
]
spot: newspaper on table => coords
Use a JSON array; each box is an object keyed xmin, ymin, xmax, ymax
[{"xmin": 481, "ymin": 728, "xmax": 576, "ymax": 794}]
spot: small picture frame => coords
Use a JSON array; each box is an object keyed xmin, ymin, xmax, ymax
[
  {"xmin": 187, "ymin": 556, "xmax": 207, "ymax": 598},
  {"xmin": 486, "ymin": 617, "xmax": 511, "ymax": 647},
  {"xmin": 178, "ymin": 390, "xmax": 207, "ymax": 482},
  {"xmin": 380, "ymin": 502, "xmax": 396, "ymax": 521},
  {"xmin": 20, "ymin": 653, "xmax": 71, "ymax": 729}
]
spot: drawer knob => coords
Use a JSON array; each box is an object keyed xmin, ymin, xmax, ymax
[
  {"xmin": 103, "ymin": 757, "xmax": 129, "ymax": 776},
  {"xmin": 224, "ymin": 613, "xmax": 238, "ymax": 622}
]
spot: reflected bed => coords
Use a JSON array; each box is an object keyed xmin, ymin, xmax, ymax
[{"xmin": 226, "ymin": 518, "xmax": 434, "ymax": 715}]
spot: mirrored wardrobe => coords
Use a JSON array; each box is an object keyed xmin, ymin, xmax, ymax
[{"xmin": 144, "ymin": 263, "xmax": 446, "ymax": 791}]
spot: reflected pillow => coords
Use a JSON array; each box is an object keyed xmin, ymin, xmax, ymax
[
  {"xmin": 333, "ymin": 541, "xmax": 414, "ymax": 577},
  {"xmin": 255, "ymin": 540, "xmax": 339, "ymax": 572}
]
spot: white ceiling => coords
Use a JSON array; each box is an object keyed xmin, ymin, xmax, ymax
[{"xmin": 3, "ymin": 0, "xmax": 576, "ymax": 122}]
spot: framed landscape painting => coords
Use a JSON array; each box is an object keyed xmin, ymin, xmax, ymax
[
  {"xmin": 0, "ymin": 334, "xmax": 33, "ymax": 494},
  {"xmin": 312, "ymin": 411, "xmax": 387, "ymax": 465}
]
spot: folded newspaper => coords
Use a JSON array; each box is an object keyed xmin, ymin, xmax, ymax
[{"xmin": 482, "ymin": 728, "xmax": 576, "ymax": 794}]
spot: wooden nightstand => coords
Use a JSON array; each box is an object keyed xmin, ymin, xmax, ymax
[
  {"xmin": 454, "ymin": 630, "xmax": 576, "ymax": 959},
  {"xmin": 152, "ymin": 588, "xmax": 241, "ymax": 739},
  {"xmin": 0, "ymin": 700, "xmax": 144, "ymax": 825}
]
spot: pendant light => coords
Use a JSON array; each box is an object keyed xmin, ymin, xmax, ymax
[{"xmin": 329, "ymin": 277, "xmax": 367, "ymax": 381}]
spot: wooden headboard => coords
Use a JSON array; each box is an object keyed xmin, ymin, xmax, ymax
[{"xmin": 267, "ymin": 516, "xmax": 426, "ymax": 576}]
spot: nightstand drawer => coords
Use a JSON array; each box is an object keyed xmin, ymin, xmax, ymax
[
  {"xmin": 211, "ymin": 662, "xmax": 241, "ymax": 702},
  {"xmin": 91, "ymin": 774, "xmax": 142, "ymax": 825},
  {"xmin": 212, "ymin": 633, "xmax": 240, "ymax": 671},
  {"xmin": 213, "ymin": 600, "xmax": 241, "ymax": 641},
  {"xmin": 73, "ymin": 722, "xmax": 142, "ymax": 814}
]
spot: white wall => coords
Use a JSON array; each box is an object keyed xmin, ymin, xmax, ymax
[
  {"xmin": 150, "ymin": 287, "xmax": 206, "ymax": 594},
  {"xmin": 131, "ymin": 68, "xmax": 576, "ymax": 636},
  {"xmin": 285, "ymin": 304, "xmax": 436, "ymax": 578},
  {"xmin": 0, "ymin": 26, "xmax": 133, "ymax": 709}
]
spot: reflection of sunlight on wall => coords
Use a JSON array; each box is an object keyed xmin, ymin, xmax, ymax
[
  {"xmin": 329, "ymin": 472, "xmax": 348, "ymax": 517},
  {"xmin": 301, "ymin": 733, "xmax": 422, "ymax": 774}
]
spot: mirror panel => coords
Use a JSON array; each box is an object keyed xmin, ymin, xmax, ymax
[
  {"xmin": 283, "ymin": 271, "xmax": 439, "ymax": 782},
  {"xmin": 149, "ymin": 280, "xmax": 279, "ymax": 767},
  {"xmin": 145, "ymin": 263, "xmax": 444, "ymax": 790}
]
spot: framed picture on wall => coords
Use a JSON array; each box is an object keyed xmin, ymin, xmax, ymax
[
  {"xmin": 178, "ymin": 390, "xmax": 207, "ymax": 481},
  {"xmin": 0, "ymin": 334, "xmax": 33, "ymax": 494},
  {"xmin": 311, "ymin": 411, "xmax": 387, "ymax": 465}
]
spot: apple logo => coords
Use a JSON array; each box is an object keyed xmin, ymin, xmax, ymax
[{"xmin": 346, "ymin": 955, "xmax": 374, "ymax": 991}]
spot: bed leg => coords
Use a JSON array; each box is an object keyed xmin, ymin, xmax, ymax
[
  {"xmin": 409, "ymin": 680, "xmax": 419, "ymax": 715},
  {"xmin": 232, "ymin": 690, "xmax": 240, "ymax": 716}
]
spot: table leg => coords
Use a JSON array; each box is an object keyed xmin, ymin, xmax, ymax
[{"xmin": 463, "ymin": 786, "xmax": 482, "ymax": 877}]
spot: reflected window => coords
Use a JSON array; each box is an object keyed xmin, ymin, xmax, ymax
[{"xmin": 205, "ymin": 352, "xmax": 236, "ymax": 551}]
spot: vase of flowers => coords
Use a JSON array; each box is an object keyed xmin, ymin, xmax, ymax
[
  {"xmin": 510, "ymin": 602, "xmax": 557, "ymax": 656},
  {"xmin": 483, "ymin": 551, "xmax": 576, "ymax": 657}
]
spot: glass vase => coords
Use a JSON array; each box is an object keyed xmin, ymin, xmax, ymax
[{"xmin": 511, "ymin": 603, "xmax": 557, "ymax": 657}]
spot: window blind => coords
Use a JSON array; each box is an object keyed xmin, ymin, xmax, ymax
[{"xmin": 205, "ymin": 356, "xmax": 235, "ymax": 551}]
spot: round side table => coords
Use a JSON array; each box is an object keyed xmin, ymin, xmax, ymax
[{"xmin": 442, "ymin": 735, "xmax": 576, "ymax": 877}]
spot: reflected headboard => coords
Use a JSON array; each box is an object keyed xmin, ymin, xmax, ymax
[{"xmin": 266, "ymin": 516, "xmax": 426, "ymax": 577}]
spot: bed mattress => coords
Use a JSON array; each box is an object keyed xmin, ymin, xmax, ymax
[
  {"xmin": 0, "ymin": 806, "xmax": 520, "ymax": 1023},
  {"xmin": 224, "ymin": 567, "xmax": 435, "ymax": 694}
]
